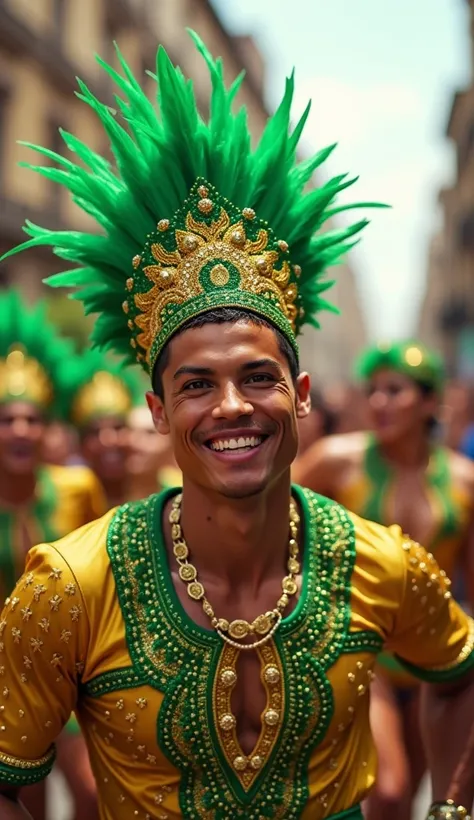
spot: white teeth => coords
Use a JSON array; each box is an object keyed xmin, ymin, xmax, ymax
[{"xmin": 209, "ymin": 436, "xmax": 263, "ymax": 451}]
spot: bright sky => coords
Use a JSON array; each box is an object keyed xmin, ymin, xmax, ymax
[{"xmin": 213, "ymin": 0, "xmax": 470, "ymax": 340}]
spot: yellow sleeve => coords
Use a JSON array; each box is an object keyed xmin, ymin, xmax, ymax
[
  {"xmin": 385, "ymin": 533, "xmax": 474, "ymax": 681},
  {"xmin": 0, "ymin": 543, "xmax": 88, "ymax": 786}
]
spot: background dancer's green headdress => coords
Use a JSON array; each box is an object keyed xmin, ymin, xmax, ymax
[
  {"xmin": 1, "ymin": 30, "xmax": 383, "ymax": 378},
  {"xmin": 355, "ymin": 341, "xmax": 445, "ymax": 393},
  {"xmin": 0, "ymin": 290, "xmax": 72, "ymax": 415},
  {"xmin": 63, "ymin": 348, "xmax": 144, "ymax": 428}
]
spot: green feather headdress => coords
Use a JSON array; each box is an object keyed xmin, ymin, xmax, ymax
[
  {"xmin": 62, "ymin": 348, "xmax": 145, "ymax": 428},
  {"xmin": 0, "ymin": 290, "xmax": 72, "ymax": 416},
  {"xmin": 1, "ymin": 30, "xmax": 383, "ymax": 377},
  {"xmin": 355, "ymin": 341, "xmax": 445, "ymax": 393}
]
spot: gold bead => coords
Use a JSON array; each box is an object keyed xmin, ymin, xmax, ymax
[
  {"xmin": 282, "ymin": 576, "xmax": 298, "ymax": 595},
  {"xmin": 173, "ymin": 542, "xmax": 188, "ymax": 560},
  {"xmin": 358, "ymin": 684, "xmax": 366, "ymax": 696},
  {"xmin": 233, "ymin": 755, "xmax": 248, "ymax": 771},
  {"xmin": 202, "ymin": 601, "xmax": 214, "ymax": 618},
  {"xmin": 230, "ymin": 230, "xmax": 246, "ymax": 247},
  {"xmin": 228, "ymin": 620, "xmax": 250, "ymax": 640},
  {"xmin": 126, "ymin": 277, "xmax": 134, "ymax": 291},
  {"xmin": 127, "ymin": 319, "xmax": 134, "ymax": 330},
  {"xmin": 220, "ymin": 669, "xmax": 237, "ymax": 687},
  {"xmin": 250, "ymin": 755, "xmax": 263, "ymax": 770},
  {"xmin": 277, "ymin": 240, "xmax": 289, "ymax": 252},
  {"xmin": 178, "ymin": 565, "xmax": 197, "ymax": 583},
  {"xmin": 264, "ymin": 666, "xmax": 280, "ymax": 684},
  {"xmin": 293, "ymin": 264, "xmax": 302, "ymax": 277},
  {"xmin": 132, "ymin": 254, "xmax": 141, "ymax": 269},
  {"xmin": 122, "ymin": 300, "xmax": 129, "ymax": 314},
  {"xmin": 183, "ymin": 234, "xmax": 198, "ymax": 251},
  {"xmin": 251, "ymin": 614, "xmax": 272, "ymax": 635},
  {"xmin": 171, "ymin": 524, "xmax": 181, "ymax": 540},
  {"xmin": 277, "ymin": 594, "xmax": 289, "ymax": 609},
  {"xmin": 209, "ymin": 264, "xmax": 230, "ymax": 287},
  {"xmin": 264, "ymin": 709, "xmax": 280, "ymax": 726},
  {"xmin": 130, "ymin": 339, "xmax": 137, "ymax": 349},
  {"xmin": 187, "ymin": 582, "xmax": 204, "ymax": 601},
  {"xmin": 348, "ymin": 673, "xmax": 355, "ymax": 683},
  {"xmin": 219, "ymin": 713, "xmax": 236, "ymax": 731},
  {"xmin": 256, "ymin": 257, "xmax": 268, "ymax": 273},
  {"xmin": 169, "ymin": 508, "xmax": 180, "ymax": 524},
  {"xmin": 287, "ymin": 558, "xmax": 300, "ymax": 574},
  {"xmin": 242, "ymin": 207, "xmax": 256, "ymax": 220},
  {"xmin": 216, "ymin": 618, "xmax": 230, "ymax": 631},
  {"xmin": 198, "ymin": 198, "xmax": 213, "ymax": 214},
  {"xmin": 197, "ymin": 185, "xmax": 209, "ymax": 197},
  {"xmin": 157, "ymin": 219, "xmax": 170, "ymax": 231}
]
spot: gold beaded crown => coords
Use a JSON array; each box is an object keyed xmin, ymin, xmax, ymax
[
  {"xmin": 0, "ymin": 290, "xmax": 72, "ymax": 416},
  {"xmin": 1, "ymin": 31, "xmax": 382, "ymax": 378},
  {"xmin": 127, "ymin": 179, "xmax": 300, "ymax": 370},
  {"xmin": 63, "ymin": 348, "xmax": 144, "ymax": 427}
]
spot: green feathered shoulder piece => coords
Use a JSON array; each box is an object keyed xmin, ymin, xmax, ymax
[
  {"xmin": 0, "ymin": 289, "xmax": 73, "ymax": 416},
  {"xmin": 355, "ymin": 340, "xmax": 445, "ymax": 393},
  {"xmin": 1, "ymin": 29, "xmax": 385, "ymax": 378},
  {"xmin": 62, "ymin": 347, "xmax": 145, "ymax": 428}
]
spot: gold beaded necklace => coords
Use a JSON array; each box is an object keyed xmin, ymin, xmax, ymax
[{"xmin": 169, "ymin": 493, "xmax": 301, "ymax": 649}]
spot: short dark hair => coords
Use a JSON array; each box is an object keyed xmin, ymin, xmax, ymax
[{"xmin": 152, "ymin": 307, "xmax": 299, "ymax": 400}]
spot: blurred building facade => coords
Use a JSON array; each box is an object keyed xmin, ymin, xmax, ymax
[
  {"xmin": 0, "ymin": 0, "xmax": 366, "ymax": 380},
  {"xmin": 419, "ymin": 0, "xmax": 474, "ymax": 377}
]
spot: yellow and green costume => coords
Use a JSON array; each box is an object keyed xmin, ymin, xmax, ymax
[
  {"xmin": 0, "ymin": 488, "xmax": 473, "ymax": 819},
  {"xmin": 0, "ymin": 292, "xmax": 106, "ymax": 604},
  {"xmin": 0, "ymin": 30, "xmax": 472, "ymax": 820},
  {"xmin": 351, "ymin": 340, "xmax": 469, "ymax": 685}
]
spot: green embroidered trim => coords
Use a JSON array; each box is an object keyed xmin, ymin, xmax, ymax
[
  {"xmin": 106, "ymin": 486, "xmax": 356, "ymax": 819},
  {"xmin": 0, "ymin": 745, "xmax": 55, "ymax": 786},
  {"xmin": 82, "ymin": 666, "xmax": 147, "ymax": 698},
  {"xmin": 343, "ymin": 630, "xmax": 384, "ymax": 655},
  {"xmin": 396, "ymin": 644, "xmax": 474, "ymax": 683}
]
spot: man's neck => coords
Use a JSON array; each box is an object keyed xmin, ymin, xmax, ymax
[
  {"xmin": 177, "ymin": 474, "xmax": 294, "ymax": 589},
  {"xmin": 0, "ymin": 470, "xmax": 37, "ymax": 507},
  {"xmin": 377, "ymin": 430, "xmax": 432, "ymax": 469}
]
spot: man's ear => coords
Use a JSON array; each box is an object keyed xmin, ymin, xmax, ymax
[
  {"xmin": 146, "ymin": 391, "xmax": 170, "ymax": 435},
  {"xmin": 295, "ymin": 372, "xmax": 312, "ymax": 419}
]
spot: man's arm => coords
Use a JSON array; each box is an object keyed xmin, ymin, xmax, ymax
[{"xmin": 0, "ymin": 543, "xmax": 87, "ymax": 796}]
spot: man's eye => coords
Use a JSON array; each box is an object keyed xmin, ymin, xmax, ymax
[
  {"xmin": 183, "ymin": 380, "xmax": 210, "ymax": 390},
  {"xmin": 247, "ymin": 373, "xmax": 273, "ymax": 384}
]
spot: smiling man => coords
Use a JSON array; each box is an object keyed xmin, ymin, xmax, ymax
[{"xmin": 0, "ymin": 31, "xmax": 474, "ymax": 820}]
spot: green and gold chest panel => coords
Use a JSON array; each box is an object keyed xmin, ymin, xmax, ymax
[{"xmin": 107, "ymin": 487, "xmax": 366, "ymax": 819}]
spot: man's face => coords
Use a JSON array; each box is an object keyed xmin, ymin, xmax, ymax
[
  {"xmin": 366, "ymin": 368, "xmax": 437, "ymax": 444},
  {"xmin": 0, "ymin": 401, "xmax": 46, "ymax": 475},
  {"xmin": 81, "ymin": 415, "xmax": 130, "ymax": 482},
  {"xmin": 127, "ymin": 406, "xmax": 171, "ymax": 478},
  {"xmin": 148, "ymin": 320, "xmax": 311, "ymax": 499}
]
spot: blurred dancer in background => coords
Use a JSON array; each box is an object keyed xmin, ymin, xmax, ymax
[
  {"xmin": 294, "ymin": 340, "xmax": 474, "ymax": 820},
  {"xmin": 0, "ymin": 291, "xmax": 105, "ymax": 820},
  {"xmin": 65, "ymin": 349, "xmax": 144, "ymax": 508},
  {"xmin": 127, "ymin": 404, "xmax": 181, "ymax": 499}
]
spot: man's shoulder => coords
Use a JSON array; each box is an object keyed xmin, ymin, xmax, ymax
[{"xmin": 309, "ymin": 431, "xmax": 367, "ymax": 466}]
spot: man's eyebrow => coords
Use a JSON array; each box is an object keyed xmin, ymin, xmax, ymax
[
  {"xmin": 173, "ymin": 365, "xmax": 214, "ymax": 381},
  {"xmin": 241, "ymin": 358, "xmax": 283, "ymax": 372}
]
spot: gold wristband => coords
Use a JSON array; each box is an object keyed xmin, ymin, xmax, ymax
[{"xmin": 427, "ymin": 801, "xmax": 471, "ymax": 819}]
